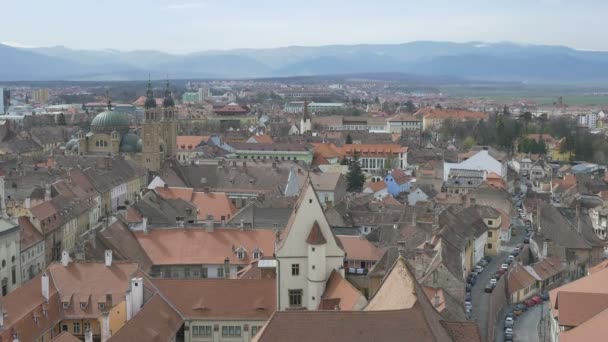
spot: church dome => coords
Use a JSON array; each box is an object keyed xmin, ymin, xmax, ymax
[
  {"xmin": 65, "ymin": 138, "xmax": 79, "ymax": 151},
  {"xmin": 90, "ymin": 109, "xmax": 130, "ymax": 133},
  {"xmin": 120, "ymin": 132, "xmax": 143, "ymax": 153}
]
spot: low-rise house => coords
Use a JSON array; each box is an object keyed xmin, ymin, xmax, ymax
[
  {"xmin": 443, "ymin": 169, "xmax": 484, "ymax": 195},
  {"xmin": 384, "ymin": 169, "xmax": 413, "ymax": 197},
  {"xmin": 362, "ymin": 180, "xmax": 388, "ymax": 200},
  {"xmin": 548, "ymin": 265, "xmax": 608, "ymax": 341},
  {"xmin": 155, "ymin": 186, "xmax": 238, "ymax": 223},
  {"xmin": 337, "ymin": 235, "xmax": 384, "ymax": 275},
  {"xmin": 309, "ymin": 172, "xmax": 347, "ymax": 209},
  {"xmin": 19, "ymin": 216, "xmax": 45, "ymax": 283},
  {"xmin": 230, "ymin": 143, "xmax": 313, "ymax": 163},
  {"xmin": 407, "ymin": 184, "xmax": 437, "ymax": 206},
  {"xmin": 415, "ymin": 107, "xmax": 487, "ymax": 131},
  {"xmin": 475, "ymin": 206, "xmax": 503, "ymax": 256},
  {"xmin": 0, "ymin": 218, "xmax": 21, "ymax": 296},
  {"xmin": 444, "ymin": 150, "xmax": 506, "ymax": 181},
  {"xmin": 387, "ymin": 114, "xmax": 422, "ymax": 133},
  {"xmin": 135, "ymin": 227, "xmax": 275, "ymax": 279},
  {"xmin": 153, "ymin": 278, "xmax": 275, "ymax": 342},
  {"xmin": 342, "ymin": 144, "xmax": 408, "ymax": 172}
]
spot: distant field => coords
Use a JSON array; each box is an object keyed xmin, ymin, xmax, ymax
[{"xmin": 441, "ymin": 86, "xmax": 608, "ymax": 106}]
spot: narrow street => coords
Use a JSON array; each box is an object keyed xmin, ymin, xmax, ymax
[
  {"xmin": 512, "ymin": 302, "xmax": 549, "ymax": 342},
  {"xmin": 473, "ymin": 216, "xmax": 526, "ymax": 341}
]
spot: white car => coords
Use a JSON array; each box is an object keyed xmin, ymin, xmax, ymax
[
  {"xmin": 474, "ymin": 265, "xmax": 484, "ymax": 273},
  {"xmin": 501, "ymin": 263, "xmax": 509, "ymax": 270},
  {"xmin": 505, "ymin": 317, "xmax": 514, "ymax": 327}
]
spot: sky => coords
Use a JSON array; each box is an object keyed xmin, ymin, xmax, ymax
[{"xmin": 2, "ymin": 0, "xmax": 608, "ymax": 53}]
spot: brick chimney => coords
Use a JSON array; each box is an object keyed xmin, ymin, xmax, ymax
[{"xmin": 104, "ymin": 250, "xmax": 112, "ymax": 267}]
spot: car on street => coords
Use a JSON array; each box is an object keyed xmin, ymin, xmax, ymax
[
  {"xmin": 513, "ymin": 303, "xmax": 526, "ymax": 316},
  {"xmin": 466, "ymin": 283, "xmax": 472, "ymax": 292},
  {"xmin": 505, "ymin": 316, "xmax": 514, "ymax": 328},
  {"xmin": 483, "ymin": 256, "xmax": 492, "ymax": 263},
  {"xmin": 474, "ymin": 265, "xmax": 484, "ymax": 273},
  {"xmin": 465, "ymin": 292, "xmax": 472, "ymax": 301},
  {"xmin": 541, "ymin": 292, "xmax": 550, "ymax": 301},
  {"xmin": 496, "ymin": 268, "xmax": 507, "ymax": 276},
  {"xmin": 490, "ymin": 278, "xmax": 497, "ymax": 286},
  {"xmin": 505, "ymin": 258, "xmax": 513, "ymax": 265},
  {"xmin": 493, "ymin": 272, "xmax": 502, "ymax": 280},
  {"xmin": 477, "ymin": 259, "xmax": 489, "ymax": 267},
  {"xmin": 505, "ymin": 312, "xmax": 515, "ymax": 320},
  {"xmin": 504, "ymin": 327, "xmax": 514, "ymax": 339},
  {"xmin": 524, "ymin": 237, "xmax": 530, "ymax": 244},
  {"xmin": 467, "ymin": 273, "xmax": 477, "ymax": 285},
  {"xmin": 484, "ymin": 284, "xmax": 494, "ymax": 293},
  {"xmin": 525, "ymin": 299, "xmax": 537, "ymax": 307},
  {"xmin": 501, "ymin": 263, "xmax": 509, "ymax": 270},
  {"xmin": 508, "ymin": 255, "xmax": 516, "ymax": 261},
  {"xmin": 531, "ymin": 296, "xmax": 543, "ymax": 305}
]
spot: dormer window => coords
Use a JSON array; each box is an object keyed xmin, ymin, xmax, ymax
[
  {"xmin": 80, "ymin": 302, "xmax": 87, "ymax": 309},
  {"xmin": 237, "ymin": 250, "xmax": 246, "ymax": 260},
  {"xmin": 98, "ymin": 303, "xmax": 105, "ymax": 310},
  {"xmin": 62, "ymin": 302, "xmax": 69, "ymax": 309},
  {"xmin": 253, "ymin": 248, "xmax": 262, "ymax": 260}
]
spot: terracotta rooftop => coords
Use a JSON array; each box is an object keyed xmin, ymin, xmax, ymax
[
  {"xmin": 155, "ymin": 186, "xmax": 237, "ymax": 221},
  {"xmin": 319, "ymin": 270, "xmax": 367, "ymax": 310},
  {"xmin": 249, "ymin": 135, "xmax": 274, "ymax": 144},
  {"xmin": 550, "ymin": 266, "xmax": 608, "ymax": 324},
  {"xmin": 153, "ymin": 278, "xmax": 275, "ymax": 320},
  {"xmin": 107, "ymin": 293, "xmax": 183, "ymax": 342},
  {"xmin": 306, "ymin": 221, "xmax": 327, "ymax": 245},
  {"xmin": 51, "ymin": 332, "xmax": 82, "ymax": 342},
  {"xmin": 507, "ymin": 262, "xmax": 537, "ymax": 293},
  {"xmin": 342, "ymin": 143, "xmax": 407, "ymax": 156},
  {"xmin": 337, "ymin": 235, "xmax": 384, "ymax": 261},
  {"xmin": 176, "ymin": 135, "xmax": 208, "ymax": 150},
  {"xmin": 19, "ymin": 216, "xmax": 43, "ymax": 251},
  {"xmin": 363, "ymin": 180, "xmax": 387, "ymax": 193},
  {"xmin": 560, "ymin": 307, "xmax": 608, "ymax": 342},
  {"xmin": 415, "ymin": 107, "xmax": 487, "ymax": 120},
  {"xmin": 134, "ymin": 228, "xmax": 275, "ymax": 265}
]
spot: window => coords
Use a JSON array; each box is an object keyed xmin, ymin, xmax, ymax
[
  {"xmin": 309, "ymin": 199, "xmax": 313, "ymax": 204},
  {"xmin": 63, "ymin": 302, "xmax": 70, "ymax": 309},
  {"xmin": 201, "ymin": 267, "xmax": 208, "ymax": 278},
  {"xmin": 291, "ymin": 264, "xmax": 299, "ymax": 276},
  {"xmin": 193, "ymin": 325, "xmax": 212, "ymax": 337},
  {"xmin": 80, "ymin": 302, "xmax": 87, "ymax": 309},
  {"xmin": 237, "ymin": 250, "xmax": 245, "ymax": 260},
  {"xmin": 84, "ymin": 321, "xmax": 90, "ymax": 333},
  {"xmin": 289, "ymin": 289, "xmax": 303, "ymax": 307},
  {"xmin": 487, "ymin": 243, "xmax": 493, "ymax": 249},
  {"xmin": 488, "ymin": 231, "xmax": 493, "ymax": 238},
  {"xmin": 252, "ymin": 326, "xmax": 262, "ymax": 336},
  {"xmin": 253, "ymin": 250, "xmax": 261, "ymax": 259},
  {"xmin": 98, "ymin": 303, "xmax": 105, "ymax": 310},
  {"xmin": 222, "ymin": 326, "xmax": 242, "ymax": 337},
  {"xmin": 217, "ymin": 267, "xmax": 224, "ymax": 278},
  {"xmin": 73, "ymin": 322, "xmax": 81, "ymax": 334},
  {"xmin": 62, "ymin": 324, "xmax": 68, "ymax": 332},
  {"xmin": 11, "ymin": 266, "xmax": 15, "ymax": 285},
  {"xmin": 488, "ymin": 220, "xmax": 493, "ymax": 226}
]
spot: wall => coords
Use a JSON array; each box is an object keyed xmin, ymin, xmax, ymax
[
  {"xmin": 185, "ymin": 319, "xmax": 267, "ymax": 342},
  {"xmin": 0, "ymin": 228, "xmax": 21, "ymax": 295},
  {"xmin": 108, "ymin": 300, "xmax": 127, "ymax": 337},
  {"xmin": 20, "ymin": 240, "xmax": 45, "ymax": 283},
  {"xmin": 486, "ymin": 274, "xmax": 508, "ymax": 342}
]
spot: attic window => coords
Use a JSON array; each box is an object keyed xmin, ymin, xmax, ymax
[
  {"xmin": 237, "ymin": 250, "xmax": 246, "ymax": 260},
  {"xmin": 62, "ymin": 302, "xmax": 69, "ymax": 309},
  {"xmin": 98, "ymin": 303, "xmax": 105, "ymax": 310},
  {"xmin": 253, "ymin": 249, "xmax": 262, "ymax": 259},
  {"xmin": 309, "ymin": 199, "xmax": 313, "ymax": 204},
  {"xmin": 80, "ymin": 302, "xmax": 87, "ymax": 309}
]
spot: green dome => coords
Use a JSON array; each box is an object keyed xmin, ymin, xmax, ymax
[
  {"xmin": 91, "ymin": 110, "xmax": 129, "ymax": 133},
  {"xmin": 120, "ymin": 132, "xmax": 142, "ymax": 153}
]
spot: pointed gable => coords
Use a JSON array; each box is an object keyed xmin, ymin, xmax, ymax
[
  {"xmin": 276, "ymin": 177, "xmax": 344, "ymax": 257},
  {"xmin": 365, "ymin": 255, "xmax": 418, "ymax": 311},
  {"xmin": 306, "ymin": 221, "xmax": 327, "ymax": 245}
]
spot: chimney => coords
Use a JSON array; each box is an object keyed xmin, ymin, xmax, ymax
[
  {"xmin": 101, "ymin": 312, "xmax": 111, "ymax": 342},
  {"xmin": 104, "ymin": 250, "xmax": 113, "ymax": 267},
  {"xmin": 242, "ymin": 161, "xmax": 247, "ymax": 168},
  {"xmin": 411, "ymin": 211, "xmax": 417, "ymax": 227},
  {"xmin": 130, "ymin": 278, "xmax": 143, "ymax": 318},
  {"xmin": 0, "ymin": 303, "xmax": 4, "ymax": 328},
  {"xmin": 433, "ymin": 291, "xmax": 440, "ymax": 308},
  {"xmin": 41, "ymin": 272, "xmax": 50, "ymax": 301},
  {"xmin": 84, "ymin": 329, "xmax": 93, "ymax": 342},
  {"xmin": 44, "ymin": 184, "xmax": 51, "ymax": 202},
  {"xmin": 543, "ymin": 240, "xmax": 548, "ymax": 258},
  {"xmin": 232, "ymin": 161, "xmax": 237, "ymax": 169},
  {"xmin": 206, "ymin": 214, "xmax": 214, "ymax": 232},
  {"xmin": 576, "ymin": 204, "xmax": 582, "ymax": 234},
  {"xmin": 61, "ymin": 251, "xmax": 70, "ymax": 267},
  {"xmin": 397, "ymin": 240, "xmax": 406, "ymax": 256},
  {"xmin": 240, "ymin": 219, "xmax": 244, "ymax": 230},
  {"xmin": 142, "ymin": 217, "xmax": 148, "ymax": 235},
  {"xmin": 223, "ymin": 258, "xmax": 230, "ymax": 279}
]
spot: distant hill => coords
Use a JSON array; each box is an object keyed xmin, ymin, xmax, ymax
[{"xmin": 2, "ymin": 41, "xmax": 608, "ymax": 83}]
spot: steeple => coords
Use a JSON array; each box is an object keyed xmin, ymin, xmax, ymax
[
  {"xmin": 162, "ymin": 78, "xmax": 175, "ymax": 108},
  {"xmin": 144, "ymin": 76, "xmax": 156, "ymax": 109}
]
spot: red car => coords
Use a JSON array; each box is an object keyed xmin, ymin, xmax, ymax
[
  {"xmin": 531, "ymin": 296, "xmax": 543, "ymax": 304},
  {"xmin": 496, "ymin": 268, "xmax": 507, "ymax": 276},
  {"xmin": 525, "ymin": 299, "xmax": 537, "ymax": 307}
]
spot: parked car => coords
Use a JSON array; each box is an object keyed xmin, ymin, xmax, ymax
[
  {"xmin": 524, "ymin": 237, "xmax": 530, "ymax": 244},
  {"xmin": 496, "ymin": 268, "xmax": 507, "ymax": 276},
  {"xmin": 504, "ymin": 327, "xmax": 514, "ymax": 339},
  {"xmin": 501, "ymin": 263, "xmax": 509, "ymax": 270},
  {"xmin": 508, "ymin": 255, "xmax": 516, "ymax": 262},
  {"xmin": 465, "ymin": 292, "xmax": 472, "ymax": 301},
  {"xmin": 478, "ymin": 259, "xmax": 489, "ymax": 267},
  {"xmin": 490, "ymin": 278, "xmax": 497, "ymax": 286},
  {"xmin": 494, "ymin": 272, "xmax": 502, "ymax": 280},
  {"xmin": 531, "ymin": 296, "xmax": 543, "ymax": 305},
  {"xmin": 505, "ymin": 316, "xmax": 515, "ymax": 328},
  {"xmin": 540, "ymin": 292, "xmax": 550, "ymax": 301},
  {"xmin": 505, "ymin": 258, "xmax": 513, "ymax": 265},
  {"xmin": 474, "ymin": 265, "xmax": 484, "ymax": 273},
  {"xmin": 505, "ymin": 312, "xmax": 515, "ymax": 320},
  {"xmin": 485, "ymin": 284, "xmax": 494, "ymax": 293},
  {"xmin": 525, "ymin": 299, "xmax": 537, "ymax": 307},
  {"xmin": 483, "ymin": 256, "xmax": 492, "ymax": 263},
  {"xmin": 467, "ymin": 274, "xmax": 477, "ymax": 285}
]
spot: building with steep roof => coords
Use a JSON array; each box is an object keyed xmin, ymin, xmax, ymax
[{"xmin": 275, "ymin": 178, "xmax": 346, "ymax": 310}]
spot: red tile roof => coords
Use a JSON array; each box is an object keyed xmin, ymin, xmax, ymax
[
  {"xmin": 250, "ymin": 135, "xmax": 274, "ymax": 144},
  {"xmin": 306, "ymin": 221, "xmax": 327, "ymax": 245},
  {"xmin": 318, "ymin": 270, "xmax": 366, "ymax": 310},
  {"xmin": 176, "ymin": 136, "xmax": 208, "ymax": 150},
  {"xmin": 416, "ymin": 107, "xmax": 487, "ymax": 120},
  {"xmin": 342, "ymin": 144, "xmax": 408, "ymax": 156},
  {"xmin": 153, "ymin": 278, "xmax": 275, "ymax": 319},
  {"xmin": 134, "ymin": 228, "xmax": 276, "ymax": 265},
  {"xmin": 19, "ymin": 216, "xmax": 43, "ymax": 251},
  {"xmin": 337, "ymin": 235, "xmax": 384, "ymax": 261},
  {"xmin": 155, "ymin": 187, "xmax": 237, "ymax": 221}
]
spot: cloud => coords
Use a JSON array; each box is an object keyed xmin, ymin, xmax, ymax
[{"xmin": 163, "ymin": 2, "xmax": 207, "ymax": 10}]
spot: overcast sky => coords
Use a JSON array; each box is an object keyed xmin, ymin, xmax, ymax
[{"xmin": 2, "ymin": 0, "xmax": 607, "ymax": 53}]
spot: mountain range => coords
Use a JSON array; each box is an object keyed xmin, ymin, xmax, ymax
[{"xmin": 2, "ymin": 41, "xmax": 608, "ymax": 83}]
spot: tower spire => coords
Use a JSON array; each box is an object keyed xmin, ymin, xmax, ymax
[
  {"xmin": 162, "ymin": 76, "xmax": 175, "ymax": 108},
  {"xmin": 144, "ymin": 75, "xmax": 156, "ymax": 109}
]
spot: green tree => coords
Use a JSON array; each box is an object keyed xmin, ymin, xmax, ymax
[
  {"xmin": 520, "ymin": 111, "xmax": 533, "ymax": 132},
  {"xmin": 463, "ymin": 136, "xmax": 476, "ymax": 150},
  {"xmin": 57, "ymin": 113, "xmax": 67, "ymax": 126},
  {"xmin": 435, "ymin": 103, "xmax": 443, "ymax": 109},
  {"xmin": 503, "ymin": 105, "xmax": 510, "ymax": 116},
  {"xmin": 345, "ymin": 133, "xmax": 353, "ymax": 144},
  {"xmin": 346, "ymin": 151, "xmax": 366, "ymax": 192},
  {"xmin": 404, "ymin": 100, "xmax": 416, "ymax": 114}
]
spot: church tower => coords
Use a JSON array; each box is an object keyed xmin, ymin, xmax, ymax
[
  {"xmin": 300, "ymin": 100, "xmax": 311, "ymax": 134},
  {"xmin": 141, "ymin": 79, "xmax": 162, "ymax": 171},
  {"xmin": 160, "ymin": 79, "xmax": 177, "ymax": 158}
]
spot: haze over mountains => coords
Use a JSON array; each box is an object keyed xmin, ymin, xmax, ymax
[{"xmin": 2, "ymin": 41, "xmax": 608, "ymax": 83}]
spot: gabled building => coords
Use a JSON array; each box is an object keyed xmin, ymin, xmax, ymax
[
  {"xmin": 275, "ymin": 178, "xmax": 346, "ymax": 311},
  {"xmin": 384, "ymin": 169, "xmax": 413, "ymax": 197}
]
